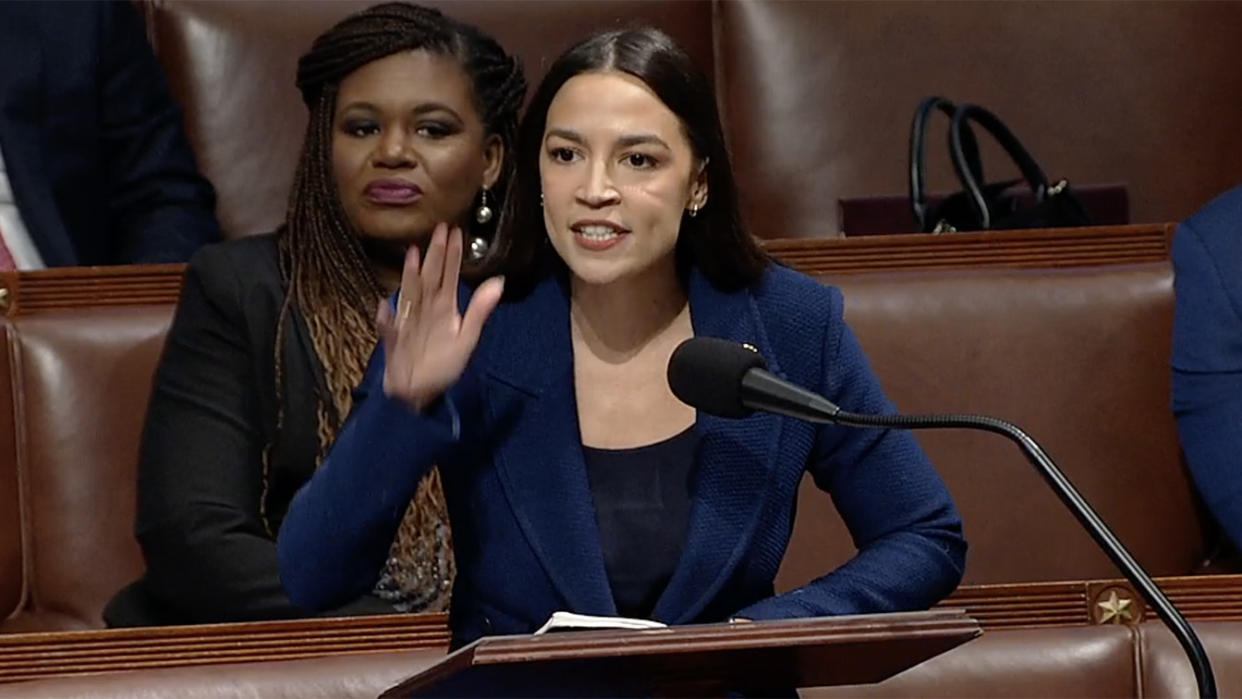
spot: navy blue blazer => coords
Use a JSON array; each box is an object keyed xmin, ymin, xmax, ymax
[
  {"xmin": 1172, "ymin": 184, "xmax": 1242, "ymax": 550},
  {"xmin": 278, "ymin": 264, "xmax": 966, "ymax": 647},
  {"xmin": 0, "ymin": 2, "xmax": 219, "ymax": 266}
]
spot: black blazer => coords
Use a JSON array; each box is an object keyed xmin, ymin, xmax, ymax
[
  {"xmin": 0, "ymin": 1, "xmax": 220, "ymax": 266},
  {"xmin": 106, "ymin": 235, "xmax": 393, "ymax": 625}
]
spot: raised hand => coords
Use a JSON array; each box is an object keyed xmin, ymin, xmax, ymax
[{"xmin": 376, "ymin": 223, "xmax": 504, "ymax": 411}]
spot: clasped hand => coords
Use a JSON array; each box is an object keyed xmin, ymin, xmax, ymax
[{"xmin": 376, "ymin": 223, "xmax": 504, "ymax": 411}]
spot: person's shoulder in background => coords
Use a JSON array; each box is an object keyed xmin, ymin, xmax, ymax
[
  {"xmin": 1180, "ymin": 184, "xmax": 1242, "ymax": 249},
  {"xmin": 0, "ymin": 1, "xmax": 221, "ymax": 267},
  {"xmin": 1173, "ymin": 183, "xmax": 1242, "ymax": 369},
  {"xmin": 1172, "ymin": 183, "xmax": 1242, "ymax": 551}
]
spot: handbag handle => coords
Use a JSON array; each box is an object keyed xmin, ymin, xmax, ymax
[
  {"xmin": 950, "ymin": 103, "xmax": 1052, "ymax": 229},
  {"xmin": 909, "ymin": 96, "xmax": 983, "ymax": 231}
]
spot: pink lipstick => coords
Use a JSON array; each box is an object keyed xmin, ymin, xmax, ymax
[{"xmin": 365, "ymin": 179, "xmax": 423, "ymax": 205}]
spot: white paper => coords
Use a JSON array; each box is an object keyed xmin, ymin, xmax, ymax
[{"xmin": 533, "ymin": 611, "xmax": 668, "ymax": 635}]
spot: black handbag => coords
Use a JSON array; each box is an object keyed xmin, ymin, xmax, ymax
[
  {"xmin": 910, "ymin": 98, "xmax": 1091, "ymax": 233},
  {"xmin": 909, "ymin": 96, "xmax": 984, "ymax": 233}
]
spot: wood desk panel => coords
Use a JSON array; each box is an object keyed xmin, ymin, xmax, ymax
[{"xmin": 3, "ymin": 575, "xmax": 1241, "ymax": 683}]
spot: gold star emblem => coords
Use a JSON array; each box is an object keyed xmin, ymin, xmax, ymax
[{"xmin": 1096, "ymin": 590, "xmax": 1134, "ymax": 625}]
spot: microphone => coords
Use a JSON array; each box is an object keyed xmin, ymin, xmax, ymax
[
  {"xmin": 668, "ymin": 337, "xmax": 1218, "ymax": 698},
  {"xmin": 668, "ymin": 337, "xmax": 841, "ymax": 422}
]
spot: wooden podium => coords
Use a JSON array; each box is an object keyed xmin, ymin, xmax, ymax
[{"xmin": 381, "ymin": 609, "xmax": 981, "ymax": 697}]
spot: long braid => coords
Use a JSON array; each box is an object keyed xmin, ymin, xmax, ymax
[
  {"xmin": 266, "ymin": 2, "xmax": 525, "ymax": 613},
  {"xmin": 281, "ymin": 86, "xmax": 383, "ymax": 427}
]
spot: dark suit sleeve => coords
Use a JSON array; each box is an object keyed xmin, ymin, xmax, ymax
[
  {"xmin": 99, "ymin": 1, "xmax": 221, "ymax": 263},
  {"xmin": 1172, "ymin": 218, "xmax": 1242, "ymax": 550},
  {"xmin": 736, "ymin": 292, "xmax": 966, "ymax": 620},
  {"xmin": 136, "ymin": 246, "xmax": 392, "ymax": 622}
]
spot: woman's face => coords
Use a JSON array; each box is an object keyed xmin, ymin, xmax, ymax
[
  {"xmin": 539, "ymin": 70, "xmax": 707, "ymax": 287},
  {"xmin": 333, "ymin": 49, "xmax": 501, "ymax": 245}
]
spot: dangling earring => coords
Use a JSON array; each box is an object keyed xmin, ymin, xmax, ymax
[
  {"xmin": 540, "ymin": 192, "xmax": 545, "ymax": 208},
  {"xmin": 687, "ymin": 204, "xmax": 700, "ymax": 218},
  {"xmin": 468, "ymin": 236, "xmax": 489, "ymax": 260},
  {"xmin": 475, "ymin": 188, "xmax": 493, "ymax": 224}
]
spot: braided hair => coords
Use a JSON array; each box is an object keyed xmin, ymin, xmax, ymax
[{"xmin": 269, "ymin": 2, "xmax": 525, "ymax": 612}]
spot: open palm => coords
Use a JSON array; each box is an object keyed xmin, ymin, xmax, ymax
[{"xmin": 377, "ymin": 223, "xmax": 504, "ymax": 411}]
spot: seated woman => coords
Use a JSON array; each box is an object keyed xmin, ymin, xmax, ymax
[
  {"xmin": 278, "ymin": 27, "xmax": 965, "ymax": 647},
  {"xmin": 105, "ymin": 2, "xmax": 526, "ymax": 625},
  {"xmin": 1172, "ymin": 184, "xmax": 1242, "ymax": 554}
]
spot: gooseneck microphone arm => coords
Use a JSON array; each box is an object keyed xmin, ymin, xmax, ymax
[{"xmin": 738, "ymin": 370, "xmax": 1218, "ymax": 698}]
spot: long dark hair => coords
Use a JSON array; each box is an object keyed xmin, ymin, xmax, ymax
[{"xmin": 481, "ymin": 27, "xmax": 767, "ymax": 297}]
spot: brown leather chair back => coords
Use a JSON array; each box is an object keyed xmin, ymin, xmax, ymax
[
  {"xmin": 809, "ymin": 624, "xmax": 1140, "ymax": 698},
  {"xmin": 0, "ymin": 324, "xmax": 20, "ymax": 623},
  {"xmin": 716, "ymin": 1, "xmax": 1242, "ymax": 237},
  {"xmin": 9, "ymin": 307, "xmax": 173, "ymax": 629},
  {"xmin": 146, "ymin": 0, "xmax": 714, "ymax": 238},
  {"xmin": 1141, "ymin": 621, "xmax": 1242, "ymax": 697},
  {"xmin": 777, "ymin": 262, "xmax": 1208, "ymax": 587}
]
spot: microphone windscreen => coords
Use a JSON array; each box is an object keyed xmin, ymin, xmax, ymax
[{"xmin": 667, "ymin": 337, "xmax": 767, "ymax": 418}]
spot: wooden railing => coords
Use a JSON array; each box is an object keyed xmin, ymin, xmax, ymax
[
  {"xmin": 765, "ymin": 222, "xmax": 1172, "ymax": 275},
  {"xmin": 0, "ymin": 613, "xmax": 449, "ymax": 684},
  {"xmin": 942, "ymin": 573, "xmax": 1242, "ymax": 630},
  {"xmin": 0, "ymin": 223, "xmax": 1173, "ymax": 316},
  {"xmin": 3, "ymin": 573, "xmax": 1241, "ymax": 683}
]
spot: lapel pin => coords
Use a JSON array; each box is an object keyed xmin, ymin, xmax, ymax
[{"xmin": 742, "ymin": 343, "xmax": 758, "ymax": 353}]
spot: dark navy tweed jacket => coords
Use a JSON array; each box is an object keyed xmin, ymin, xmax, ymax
[
  {"xmin": 278, "ymin": 263, "xmax": 966, "ymax": 647},
  {"xmin": 1172, "ymin": 184, "xmax": 1242, "ymax": 551}
]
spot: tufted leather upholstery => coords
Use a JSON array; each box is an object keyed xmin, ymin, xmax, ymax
[
  {"xmin": 0, "ymin": 250, "xmax": 1221, "ymax": 631},
  {"xmin": 778, "ymin": 262, "xmax": 1210, "ymax": 589},
  {"xmin": 0, "ymin": 326, "xmax": 19, "ymax": 625},
  {"xmin": 0, "ymin": 307, "xmax": 173, "ymax": 633},
  {"xmin": 133, "ymin": 1, "xmax": 1242, "ymax": 240}
]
